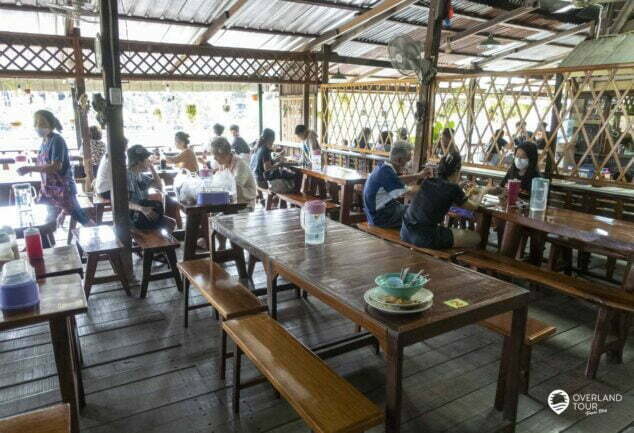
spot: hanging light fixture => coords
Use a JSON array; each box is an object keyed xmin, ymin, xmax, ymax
[
  {"xmin": 479, "ymin": 34, "xmax": 503, "ymax": 50},
  {"xmin": 331, "ymin": 68, "xmax": 346, "ymax": 80}
]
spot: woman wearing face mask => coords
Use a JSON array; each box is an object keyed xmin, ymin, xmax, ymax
[
  {"xmin": 17, "ymin": 110, "xmax": 92, "ymax": 226},
  {"xmin": 494, "ymin": 142, "xmax": 540, "ymax": 195}
]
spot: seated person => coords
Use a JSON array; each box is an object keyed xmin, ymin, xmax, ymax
[
  {"xmin": 229, "ymin": 124, "xmax": 251, "ymax": 156},
  {"xmin": 250, "ymin": 128, "xmax": 277, "ymax": 189},
  {"xmin": 126, "ymin": 144, "xmax": 170, "ymax": 230},
  {"xmin": 401, "ymin": 151, "xmax": 482, "ymax": 249},
  {"xmin": 167, "ymin": 131, "xmax": 198, "ymax": 172},
  {"xmin": 363, "ymin": 141, "xmax": 429, "ymax": 228},
  {"xmin": 94, "ymin": 137, "xmax": 128, "ymax": 200},
  {"xmin": 210, "ymin": 137, "xmax": 257, "ymax": 210},
  {"xmin": 489, "ymin": 141, "xmax": 540, "ymax": 197},
  {"xmin": 485, "ymin": 129, "xmax": 507, "ymax": 166}
]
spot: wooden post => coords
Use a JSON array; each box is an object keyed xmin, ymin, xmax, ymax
[
  {"xmin": 466, "ymin": 78, "xmax": 477, "ymax": 162},
  {"xmin": 257, "ymin": 83, "xmax": 263, "ymax": 135},
  {"xmin": 320, "ymin": 44, "xmax": 331, "ymax": 145},
  {"xmin": 99, "ymin": 0, "xmax": 132, "ymax": 273},
  {"xmin": 413, "ymin": 0, "xmax": 447, "ymax": 171},
  {"xmin": 546, "ymin": 73, "xmax": 564, "ymax": 178},
  {"xmin": 69, "ymin": 27, "xmax": 93, "ymax": 192},
  {"xmin": 302, "ymin": 83, "xmax": 310, "ymax": 128}
]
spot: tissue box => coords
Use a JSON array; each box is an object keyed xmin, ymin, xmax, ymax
[{"xmin": 197, "ymin": 191, "xmax": 231, "ymax": 205}]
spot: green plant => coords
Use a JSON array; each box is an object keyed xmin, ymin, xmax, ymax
[
  {"xmin": 186, "ymin": 104, "xmax": 197, "ymax": 122},
  {"xmin": 432, "ymin": 120, "xmax": 455, "ymax": 144}
]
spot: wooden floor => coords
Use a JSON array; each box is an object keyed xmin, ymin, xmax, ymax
[{"xmin": 0, "ymin": 229, "xmax": 633, "ymax": 433}]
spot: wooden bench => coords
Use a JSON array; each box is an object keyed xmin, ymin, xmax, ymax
[
  {"xmin": 480, "ymin": 312, "xmax": 556, "ymax": 409},
  {"xmin": 276, "ymin": 192, "xmax": 339, "ymax": 213},
  {"xmin": 74, "ymin": 225, "xmax": 131, "ymax": 299},
  {"xmin": 177, "ymin": 258, "xmax": 267, "ymax": 378},
  {"xmin": 223, "ymin": 314, "xmax": 384, "ymax": 433},
  {"xmin": 458, "ymin": 249, "xmax": 634, "ymax": 378},
  {"xmin": 131, "ymin": 229, "xmax": 182, "ymax": 298},
  {"xmin": 0, "ymin": 403, "xmax": 70, "ymax": 433},
  {"xmin": 357, "ymin": 222, "xmax": 465, "ymax": 261}
]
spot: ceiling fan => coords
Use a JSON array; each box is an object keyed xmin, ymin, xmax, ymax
[
  {"xmin": 554, "ymin": 0, "xmax": 623, "ymax": 14},
  {"xmin": 47, "ymin": 0, "xmax": 99, "ymax": 24}
]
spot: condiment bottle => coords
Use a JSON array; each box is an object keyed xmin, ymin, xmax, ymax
[{"xmin": 24, "ymin": 227, "xmax": 43, "ymax": 260}]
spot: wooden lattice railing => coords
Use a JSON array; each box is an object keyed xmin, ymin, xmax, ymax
[
  {"xmin": 321, "ymin": 65, "xmax": 634, "ymax": 187},
  {"xmin": 321, "ymin": 80, "xmax": 419, "ymax": 153},
  {"xmin": 0, "ymin": 31, "xmax": 321, "ymax": 84}
]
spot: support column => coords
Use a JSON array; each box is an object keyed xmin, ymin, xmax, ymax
[
  {"xmin": 302, "ymin": 83, "xmax": 310, "ymax": 127},
  {"xmin": 70, "ymin": 27, "xmax": 93, "ymax": 192},
  {"xmin": 546, "ymin": 73, "xmax": 564, "ymax": 178},
  {"xmin": 100, "ymin": 0, "xmax": 132, "ymax": 273},
  {"xmin": 413, "ymin": 0, "xmax": 448, "ymax": 171},
  {"xmin": 465, "ymin": 78, "xmax": 477, "ymax": 162},
  {"xmin": 320, "ymin": 45, "xmax": 331, "ymax": 145},
  {"xmin": 257, "ymin": 84, "xmax": 264, "ymax": 135}
]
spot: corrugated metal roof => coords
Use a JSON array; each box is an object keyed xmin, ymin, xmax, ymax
[{"xmin": 0, "ymin": 0, "xmax": 595, "ymax": 72}]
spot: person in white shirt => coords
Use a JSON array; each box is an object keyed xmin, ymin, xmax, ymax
[
  {"xmin": 94, "ymin": 137, "xmax": 128, "ymax": 199},
  {"xmin": 294, "ymin": 124, "xmax": 320, "ymax": 167},
  {"xmin": 210, "ymin": 137, "xmax": 257, "ymax": 210}
]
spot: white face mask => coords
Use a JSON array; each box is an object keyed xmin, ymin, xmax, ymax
[
  {"xmin": 35, "ymin": 127, "xmax": 51, "ymax": 138},
  {"xmin": 514, "ymin": 157, "xmax": 529, "ymax": 170}
]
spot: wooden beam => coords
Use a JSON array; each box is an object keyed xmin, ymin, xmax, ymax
[
  {"xmin": 99, "ymin": 0, "xmax": 132, "ymax": 273},
  {"xmin": 442, "ymin": 1, "xmax": 538, "ymax": 49},
  {"xmin": 329, "ymin": 1, "xmax": 417, "ymax": 49},
  {"xmin": 349, "ymin": 67, "xmax": 384, "ymax": 82},
  {"xmin": 301, "ymin": 0, "xmax": 419, "ymax": 51},
  {"xmin": 195, "ymin": 0, "xmax": 249, "ymax": 45},
  {"xmin": 475, "ymin": 22, "xmax": 592, "ymax": 68},
  {"xmin": 610, "ymin": 1, "xmax": 634, "ymax": 34},
  {"xmin": 413, "ymin": 0, "xmax": 447, "ymax": 172},
  {"xmin": 325, "ymin": 53, "xmax": 472, "ymax": 74}
]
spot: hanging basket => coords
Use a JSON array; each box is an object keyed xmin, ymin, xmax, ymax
[{"xmin": 625, "ymin": 96, "xmax": 634, "ymax": 116}]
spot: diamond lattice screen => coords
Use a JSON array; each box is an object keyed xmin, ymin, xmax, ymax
[
  {"xmin": 321, "ymin": 80, "xmax": 419, "ymax": 154},
  {"xmin": 433, "ymin": 67, "xmax": 634, "ymax": 185}
]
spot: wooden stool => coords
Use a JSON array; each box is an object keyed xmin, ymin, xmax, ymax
[
  {"xmin": 92, "ymin": 194, "xmax": 112, "ymax": 225},
  {"xmin": 132, "ymin": 229, "xmax": 182, "ymax": 298},
  {"xmin": 74, "ymin": 226, "xmax": 131, "ymax": 299},
  {"xmin": 0, "ymin": 403, "xmax": 70, "ymax": 433}
]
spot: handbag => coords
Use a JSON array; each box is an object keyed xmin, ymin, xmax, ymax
[{"xmin": 130, "ymin": 199, "xmax": 165, "ymax": 230}]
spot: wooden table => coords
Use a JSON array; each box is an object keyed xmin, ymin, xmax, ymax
[
  {"xmin": 21, "ymin": 245, "xmax": 83, "ymax": 279},
  {"xmin": 211, "ymin": 209, "xmax": 530, "ymax": 433},
  {"xmin": 1, "ymin": 204, "xmax": 57, "ymax": 247},
  {"xmin": 292, "ymin": 165, "xmax": 367, "ymax": 225},
  {"xmin": 177, "ymin": 201, "xmax": 246, "ymax": 261},
  {"xmin": 0, "ymin": 274, "xmax": 87, "ymax": 433},
  {"xmin": 477, "ymin": 203, "xmax": 634, "ymax": 289}
]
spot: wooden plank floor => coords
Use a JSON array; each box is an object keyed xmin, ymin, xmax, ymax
[{"xmin": 0, "ymin": 229, "xmax": 632, "ymax": 433}]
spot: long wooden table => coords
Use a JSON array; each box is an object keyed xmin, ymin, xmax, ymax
[
  {"xmin": 0, "ymin": 274, "xmax": 86, "ymax": 433},
  {"xmin": 477, "ymin": 203, "xmax": 634, "ymax": 289},
  {"xmin": 211, "ymin": 209, "xmax": 530, "ymax": 433},
  {"xmin": 292, "ymin": 165, "xmax": 367, "ymax": 225}
]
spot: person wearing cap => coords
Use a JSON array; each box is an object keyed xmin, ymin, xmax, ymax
[
  {"xmin": 127, "ymin": 144, "xmax": 164, "ymax": 225},
  {"xmin": 167, "ymin": 131, "xmax": 198, "ymax": 173},
  {"xmin": 229, "ymin": 124, "xmax": 250, "ymax": 156}
]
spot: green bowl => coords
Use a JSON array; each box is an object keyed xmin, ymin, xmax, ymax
[{"xmin": 374, "ymin": 273, "xmax": 428, "ymax": 299}]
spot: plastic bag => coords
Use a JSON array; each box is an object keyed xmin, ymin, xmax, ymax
[
  {"xmin": 210, "ymin": 170, "xmax": 237, "ymax": 202},
  {"xmin": 176, "ymin": 173, "xmax": 204, "ymax": 205}
]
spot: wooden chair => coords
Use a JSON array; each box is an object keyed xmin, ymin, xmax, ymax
[
  {"xmin": 224, "ymin": 314, "xmax": 384, "ymax": 433},
  {"xmin": 256, "ymin": 185, "xmax": 276, "ymax": 210},
  {"xmin": 480, "ymin": 312, "xmax": 556, "ymax": 409},
  {"xmin": 0, "ymin": 403, "xmax": 70, "ymax": 433},
  {"xmin": 177, "ymin": 258, "xmax": 266, "ymax": 378},
  {"xmin": 458, "ymin": 249, "xmax": 634, "ymax": 379},
  {"xmin": 74, "ymin": 225, "xmax": 131, "ymax": 299},
  {"xmin": 357, "ymin": 222, "xmax": 465, "ymax": 261},
  {"xmin": 131, "ymin": 228, "xmax": 182, "ymax": 298}
]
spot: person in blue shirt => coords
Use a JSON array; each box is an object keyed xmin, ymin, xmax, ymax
[
  {"xmin": 363, "ymin": 141, "xmax": 429, "ymax": 228},
  {"xmin": 18, "ymin": 110, "xmax": 91, "ymax": 226}
]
